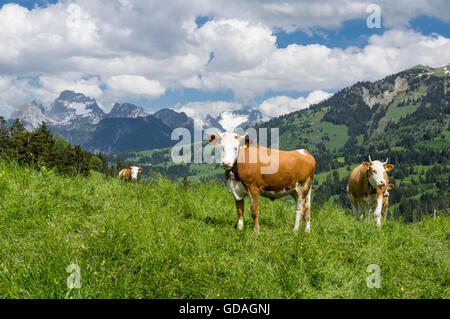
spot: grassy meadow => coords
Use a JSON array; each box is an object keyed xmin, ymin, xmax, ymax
[{"xmin": 0, "ymin": 160, "xmax": 448, "ymax": 299}]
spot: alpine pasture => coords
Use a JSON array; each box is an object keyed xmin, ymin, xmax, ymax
[{"xmin": 0, "ymin": 160, "xmax": 448, "ymax": 298}]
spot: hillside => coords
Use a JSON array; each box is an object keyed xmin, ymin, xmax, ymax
[
  {"xmin": 0, "ymin": 161, "xmax": 448, "ymax": 298},
  {"xmin": 117, "ymin": 64, "xmax": 449, "ymax": 222},
  {"xmin": 257, "ymin": 64, "xmax": 449, "ymax": 152}
]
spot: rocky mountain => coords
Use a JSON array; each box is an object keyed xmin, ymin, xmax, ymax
[
  {"xmin": 257, "ymin": 64, "xmax": 450, "ymax": 153},
  {"xmin": 153, "ymin": 108, "xmax": 194, "ymax": 131},
  {"xmin": 198, "ymin": 107, "xmax": 266, "ymax": 132},
  {"xmin": 107, "ymin": 103, "xmax": 147, "ymax": 118},
  {"xmin": 46, "ymin": 90, "xmax": 105, "ymax": 125},
  {"xmin": 85, "ymin": 115, "xmax": 174, "ymax": 153},
  {"xmin": 9, "ymin": 100, "xmax": 54, "ymax": 131},
  {"xmin": 216, "ymin": 107, "xmax": 265, "ymax": 131},
  {"xmin": 201, "ymin": 114, "xmax": 224, "ymax": 131}
]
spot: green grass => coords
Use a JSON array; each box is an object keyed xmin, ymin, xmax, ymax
[{"xmin": 0, "ymin": 160, "xmax": 448, "ymax": 299}]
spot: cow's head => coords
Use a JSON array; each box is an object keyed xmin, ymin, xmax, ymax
[
  {"xmin": 130, "ymin": 166, "xmax": 143, "ymax": 179},
  {"xmin": 208, "ymin": 130, "xmax": 248, "ymax": 169},
  {"xmin": 362, "ymin": 156, "xmax": 394, "ymax": 188}
]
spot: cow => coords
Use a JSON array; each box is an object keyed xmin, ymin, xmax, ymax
[
  {"xmin": 208, "ymin": 130, "xmax": 316, "ymax": 233},
  {"xmin": 118, "ymin": 166, "xmax": 143, "ymax": 181},
  {"xmin": 346, "ymin": 156, "xmax": 394, "ymax": 226}
]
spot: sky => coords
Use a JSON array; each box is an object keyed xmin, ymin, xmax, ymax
[{"xmin": 0, "ymin": 0, "xmax": 449, "ymax": 120}]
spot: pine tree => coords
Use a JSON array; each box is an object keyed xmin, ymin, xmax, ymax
[
  {"xmin": 0, "ymin": 116, "xmax": 9, "ymax": 156},
  {"xmin": 8, "ymin": 119, "xmax": 27, "ymax": 163},
  {"xmin": 89, "ymin": 155, "xmax": 103, "ymax": 172},
  {"xmin": 116, "ymin": 156, "xmax": 124, "ymax": 171}
]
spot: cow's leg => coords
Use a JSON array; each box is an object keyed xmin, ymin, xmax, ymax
[
  {"xmin": 382, "ymin": 201, "xmax": 388, "ymax": 220},
  {"xmin": 293, "ymin": 191, "xmax": 304, "ymax": 232},
  {"xmin": 303, "ymin": 187, "xmax": 312, "ymax": 233},
  {"xmin": 294, "ymin": 178, "xmax": 312, "ymax": 232},
  {"xmin": 235, "ymin": 198, "xmax": 244, "ymax": 230},
  {"xmin": 348, "ymin": 192, "xmax": 359, "ymax": 220},
  {"xmin": 374, "ymin": 196, "xmax": 383, "ymax": 227},
  {"xmin": 249, "ymin": 187, "xmax": 260, "ymax": 233},
  {"xmin": 357, "ymin": 199, "xmax": 366, "ymax": 221}
]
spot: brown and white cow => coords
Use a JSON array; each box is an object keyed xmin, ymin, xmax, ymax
[
  {"xmin": 119, "ymin": 166, "xmax": 143, "ymax": 181},
  {"xmin": 347, "ymin": 156, "xmax": 394, "ymax": 226},
  {"xmin": 208, "ymin": 130, "xmax": 316, "ymax": 233}
]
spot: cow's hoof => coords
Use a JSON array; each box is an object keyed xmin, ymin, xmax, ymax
[
  {"xmin": 253, "ymin": 226, "xmax": 260, "ymax": 233},
  {"xmin": 237, "ymin": 220, "xmax": 244, "ymax": 231}
]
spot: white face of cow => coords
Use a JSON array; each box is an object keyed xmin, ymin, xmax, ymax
[
  {"xmin": 130, "ymin": 166, "xmax": 143, "ymax": 179},
  {"xmin": 368, "ymin": 161, "xmax": 386, "ymax": 187},
  {"xmin": 208, "ymin": 131, "xmax": 247, "ymax": 169},
  {"xmin": 362, "ymin": 158, "xmax": 394, "ymax": 188}
]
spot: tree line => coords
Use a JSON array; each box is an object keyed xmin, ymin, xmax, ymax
[{"xmin": 0, "ymin": 117, "xmax": 122, "ymax": 178}]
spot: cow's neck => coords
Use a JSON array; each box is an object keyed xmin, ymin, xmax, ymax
[{"xmin": 230, "ymin": 162, "xmax": 241, "ymax": 181}]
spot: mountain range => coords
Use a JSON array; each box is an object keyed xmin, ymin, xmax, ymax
[
  {"xmin": 9, "ymin": 63, "xmax": 449, "ymax": 155},
  {"xmin": 9, "ymin": 90, "xmax": 265, "ymax": 152}
]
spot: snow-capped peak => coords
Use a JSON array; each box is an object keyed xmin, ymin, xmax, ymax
[
  {"xmin": 218, "ymin": 110, "xmax": 248, "ymax": 132},
  {"xmin": 46, "ymin": 90, "xmax": 105, "ymax": 124},
  {"xmin": 9, "ymin": 100, "xmax": 54, "ymax": 130}
]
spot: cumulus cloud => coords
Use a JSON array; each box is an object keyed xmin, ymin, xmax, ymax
[
  {"xmin": 0, "ymin": 0, "xmax": 449, "ymax": 118},
  {"xmin": 176, "ymin": 100, "xmax": 243, "ymax": 120},
  {"xmin": 190, "ymin": 29, "xmax": 450, "ymax": 99},
  {"xmin": 259, "ymin": 90, "xmax": 333, "ymax": 117},
  {"xmin": 39, "ymin": 75, "xmax": 103, "ymax": 99},
  {"xmin": 105, "ymin": 75, "xmax": 166, "ymax": 98}
]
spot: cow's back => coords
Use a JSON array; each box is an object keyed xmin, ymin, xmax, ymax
[
  {"xmin": 236, "ymin": 145, "xmax": 315, "ymax": 190},
  {"xmin": 119, "ymin": 168, "xmax": 131, "ymax": 181}
]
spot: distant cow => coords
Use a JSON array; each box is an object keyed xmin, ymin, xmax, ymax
[
  {"xmin": 347, "ymin": 156, "xmax": 394, "ymax": 226},
  {"xmin": 119, "ymin": 166, "xmax": 143, "ymax": 181},
  {"xmin": 208, "ymin": 130, "xmax": 316, "ymax": 233}
]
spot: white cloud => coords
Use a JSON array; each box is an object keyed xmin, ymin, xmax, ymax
[
  {"xmin": 0, "ymin": 0, "xmax": 449, "ymax": 117},
  {"xmin": 190, "ymin": 19, "xmax": 276, "ymax": 72},
  {"xmin": 105, "ymin": 75, "xmax": 166, "ymax": 98},
  {"xmin": 39, "ymin": 75, "xmax": 103, "ymax": 99},
  {"xmin": 259, "ymin": 90, "xmax": 332, "ymax": 117},
  {"xmin": 176, "ymin": 100, "xmax": 243, "ymax": 120},
  {"xmin": 190, "ymin": 29, "xmax": 450, "ymax": 99}
]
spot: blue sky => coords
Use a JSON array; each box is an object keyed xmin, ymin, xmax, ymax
[{"xmin": 0, "ymin": 0, "xmax": 449, "ymax": 119}]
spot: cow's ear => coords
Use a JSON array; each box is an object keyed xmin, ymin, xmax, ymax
[
  {"xmin": 384, "ymin": 164, "xmax": 394, "ymax": 172},
  {"xmin": 238, "ymin": 133, "xmax": 249, "ymax": 148},
  {"xmin": 207, "ymin": 134, "xmax": 220, "ymax": 145},
  {"xmin": 362, "ymin": 161, "xmax": 372, "ymax": 170},
  {"xmin": 244, "ymin": 135, "xmax": 250, "ymax": 148},
  {"xmin": 388, "ymin": 183, "xmax": 394, "ymax": 190}
]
